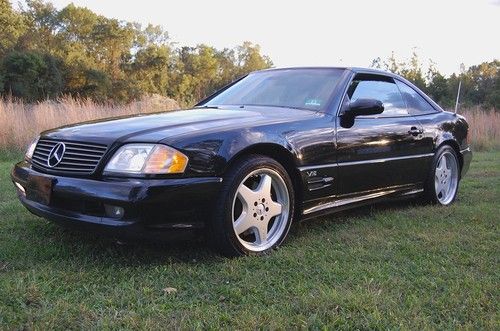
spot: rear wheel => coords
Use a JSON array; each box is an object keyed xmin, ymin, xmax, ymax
[
  {"xmin": 424, "ymin": 145, "xmax": 460, "ymax": 205},
  {"xmin": 211, "ymin": 155, "xmax": 295, "ymax": 257}
]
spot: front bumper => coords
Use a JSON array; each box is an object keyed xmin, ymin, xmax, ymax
[{"xmin": 11, "ymin": 161, "xmax": 222, "ymax": 239}]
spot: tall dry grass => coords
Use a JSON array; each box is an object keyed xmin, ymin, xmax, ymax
[
  {"xmin": 0, "ymin": 97, "xmax": 498, "ymax": 151},
  {"xmin": 460, "ymin": 108, "xmax": 500, "ymax": 151},
  {"xmin": 0, "ymin": 96, "xmax": 179, "ymax": 151}
]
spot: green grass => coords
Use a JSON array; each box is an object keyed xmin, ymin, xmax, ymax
[{"xmin": 0, "ymin": 152, "xmax": 499, "ymax": 329}]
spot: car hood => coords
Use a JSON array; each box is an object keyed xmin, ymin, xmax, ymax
[{"xmin": 42, "ymin": 106, "xmax": 317, "ymax": 146}]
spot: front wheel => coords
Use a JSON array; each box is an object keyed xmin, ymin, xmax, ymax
[
  {"xmin": 210, "ymin": 155, "xmax": 295, "ymax": 257},
  {"xmin": 424, "ymin": 145, "xmax": 460, "ymax": 205}
]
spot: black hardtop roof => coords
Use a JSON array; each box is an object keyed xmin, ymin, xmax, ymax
[{"xmin": 256, "ymin": 66, "xmax": 402, "ymax": 79}]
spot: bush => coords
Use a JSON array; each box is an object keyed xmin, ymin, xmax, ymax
[{"xmin": 1, "ymin": 51, "xmax": 63, "ymax": 101}]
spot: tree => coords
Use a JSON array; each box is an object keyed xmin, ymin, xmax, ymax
[
  {"xmin": 235, "ymin": 42, "xmax": 273, "ymax": 75},
  {"xmin": 371, "ymin": 51, "xmax": 499, "ymax": 109},
  {"xmin": 1, "ymin": 1, "xmax": 276, "ymax": 104},
  {"xmin": 399, "ymin": 50, "xmax": 426, "ymax": 90},
  {"xmin": 2, "ymin": 51, "xmax": 63, "ymax": 101},
  {"xmin": 19, "ymin": 0, "xmax": 58, "ymax": 52},
  {"xmin": 382, "ymin": 51, "xmax": 403, "ymax": 74},
  {"xmin": 170, "ymin": 45, "xmax": 219, "ymax": 105},
  {"xmin": 0, "ymin": 70, "xmax": 4, "ymax": 94},
  {"xmin": 129, "ymin": 44, "xmax": 172, "ymax": 95},
  {"xmin": 485, "ymin": 70, "xmax": 500, "ymax": 109},
  {"xmin": 0, "ymin": 0, "xmax": 27, "ymax": 56},
  {"xmin": 427, "ymin": 71, "xmax": 450, "ymax": 106},
  {"xmin": 214, "ymin": 48, "xmax": 238, "ymax": 88}
]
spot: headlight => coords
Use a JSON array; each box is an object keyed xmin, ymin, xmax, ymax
[
  {"xmin": 104, "ymin": 144, "xmax": 188, "ymax": 174},
  {"xmin": 25, "ymin": 136, "xmax": 40, "ymax": 160}
]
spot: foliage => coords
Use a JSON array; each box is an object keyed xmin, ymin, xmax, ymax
[
  {"xmin": 371, "ymin": 51, "xmax": 499, "ymax": 109},
  {"xmin": 0, "ymin": 0, "xmax": 272, "ymax": 105},
  {"xmin": 1, "ymin": 51, "xmax": 63, "ymax": 101},
  {"xmin": 0, "ymin": 0, "xmax": 497, "ymax": 109},
  {"xmin": 0, "ymin": 0, "xmax": 27, "ymax": 56}
]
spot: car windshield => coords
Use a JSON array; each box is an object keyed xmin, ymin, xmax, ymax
[{"xmin": 202, "ymin": 68, "xmax": 344, "ymax": 111}]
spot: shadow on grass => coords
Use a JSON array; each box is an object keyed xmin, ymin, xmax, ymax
[
  {"xmin": 295, "ymin": 197, "xmax": 426, "ymax": 229},
  {"xmin": 19, "ymin": 196, "xmax": 425, "ymax": 268}
]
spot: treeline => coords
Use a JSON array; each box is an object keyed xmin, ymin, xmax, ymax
[
  {"xmin": 1, "ymin": 0, "xmax": 498, "ymax": 109},
  {"xmin": 371, "ymin": 52, "xmax": 499, "ymax": 109},
  {"xmin": 0, "ymin": 0, "xmax": 272, "ymax": 105}
]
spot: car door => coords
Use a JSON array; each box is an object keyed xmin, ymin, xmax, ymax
[{"xmin": 335, "ymin": 74, "xmax": 428, "ymax": 196}]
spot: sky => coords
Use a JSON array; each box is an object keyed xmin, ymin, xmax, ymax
[{"xmin": 42, "ymin": 0, "xmax": 500, "ymax": 76}]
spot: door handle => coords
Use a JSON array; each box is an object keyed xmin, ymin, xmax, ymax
[{"xmin": 408, "ymin": 127, "xmax": 423, "ymax": 136}]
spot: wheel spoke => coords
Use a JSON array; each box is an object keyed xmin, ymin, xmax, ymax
[
  {"xmin": 267, "ymin": 200, "xmax": 283, "ymax": 218},
  {"xmin": 441, "ymin": 155, "xmax": 448, "ymax": 170},
  {"xmin": 256, "ymin": 174, "xmax": 273, "ymax": 197},
  {"xmin": 255, "ymin": 224, "xmax": 268, "ymax": 244},
  {"xmin": 435, "ymin": 180, "xmax": 443, "ymax": 197},
  {"xmin": 440, "ymin": 184, "xmax": 447, "ymax": 197},
  {"xmin": 237, "ymin": 184, "xmax": 255, "ymax": 208},
  {"xmin": 443, "ymin": 179, "xmax": 451, "ymax": 196},
  {"xmin": 234, "ymin": 211, "xmax": 255, "ymax": 235}
]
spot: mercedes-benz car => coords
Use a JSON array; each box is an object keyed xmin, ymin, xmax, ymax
[{"xmin": 12, "ymin": 67, "xmax": 472, "ymax": 256}]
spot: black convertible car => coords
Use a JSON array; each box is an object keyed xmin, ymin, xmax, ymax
[{"xmin": 12, "ymin": 67, "xmax": 472, "ymax": 256}]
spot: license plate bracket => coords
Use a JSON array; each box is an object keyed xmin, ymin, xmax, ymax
[{"xmin": 26, "ymin": 175, "xmax": 53, "ymax": 205}]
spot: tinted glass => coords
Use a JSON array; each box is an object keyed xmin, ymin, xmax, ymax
[
  {"xmin": 348, "ymin": 79, "xmax": 407, "ymax": 117},
  {"xmin": 204, "ymin": 69, "xmax": 343, "ymax": 111},
  {"xmin": 396, "ymin": 80, "xmax": 436, "ymax": 115}
]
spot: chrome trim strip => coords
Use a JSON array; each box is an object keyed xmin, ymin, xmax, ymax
[
  {"xmin": 460, "ymin": 147, "xmax": 471, "ymax": 153},
  {"xmin": 303, "ymin": 189, "xmax": 398, "ymax": 215},
  {"xmin": 337, "ymin": 153, "xmax": 434, "ymax": 167},
  {"xmin": 14, "ymin": 182, "xmax": 26, "ymax": 195},
  {"xmin": 299, "ymin": 163, "xmax": 339, "ymax": 171},
  {"xmin": 298, "ymin": 153, "xmax": 434, "ymax": 171},
  {"xmin": 400, "ymin": 188, "xmax": 424, "ymax": 196},
  {"xmin": 39, "ymin": 139, "xmax": 107, "ymax": 149},
  {"xmin": 302, "ymin": 187, "xmax": 423, "ymax": 215}
]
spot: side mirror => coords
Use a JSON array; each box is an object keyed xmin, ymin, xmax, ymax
[
  {"xmin": 339, "ymin": 98, "xmax": 384, "ymax": 128},
  {"xmin": 345, "ymin": 98, "xmax": 384, "ymax": 117}
]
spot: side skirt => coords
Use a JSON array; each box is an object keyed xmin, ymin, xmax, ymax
[{"xmin": 300, "ymin": 184, "xmax": 423, "ymax": 220}]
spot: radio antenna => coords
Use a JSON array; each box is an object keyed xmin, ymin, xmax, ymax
[
  {"xmin": 454, "ymin": 63, "xmax": 466, "ymax": 114},
  {"xmin": 454, "ymin": 80, "xmax": 461, "ymax": 114}
]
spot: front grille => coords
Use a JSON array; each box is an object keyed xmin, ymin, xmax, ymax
[{"xmin": 31, "ymin": 139, "xmax": 108, "ymax": 175}]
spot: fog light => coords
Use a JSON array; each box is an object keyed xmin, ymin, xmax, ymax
[
  {"xmin": 104, "ymin": 205, "xmax": 125, "ymax": 219},
  {"xmin": 14, "ymin": 182, "xmax": 26, "ymax": 196}
]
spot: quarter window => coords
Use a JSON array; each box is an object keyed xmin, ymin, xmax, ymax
[
  {"xmin": 395, "ymin": 80, "xmax": 436, "ymax": 115},
  {"xmin": 348, "ymin": 79, "xmax": 408, "ymax": 117}
]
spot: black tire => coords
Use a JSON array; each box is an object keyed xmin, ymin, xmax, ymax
[
  {"xmin": 210, "ymin": 155, "xmax": 295, "ymax": 257},
  {"xmin": 424, "ymin": 145, "xmax": 460, "ymax": 205}
]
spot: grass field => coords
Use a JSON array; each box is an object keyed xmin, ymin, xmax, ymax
[{"xmin": 0, "ymin": 152, "xmax": 498, "ymax": 329}]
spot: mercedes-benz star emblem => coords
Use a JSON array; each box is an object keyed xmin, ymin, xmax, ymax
[{"xmin": 47, "ymin": 142, "xmax": 66, "ymax": 167}]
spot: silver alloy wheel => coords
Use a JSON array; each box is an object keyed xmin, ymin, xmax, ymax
[
  {"xmin": 434, "ymin": 151, "xmax": 459, "ymax": 205},
  {"xmin": 231, "ymin": 168, "xmax": 290, "ymax": 252}
]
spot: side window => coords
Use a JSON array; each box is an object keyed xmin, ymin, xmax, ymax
[
  {"xmin": 396, "ymin": 80, "xmax": 436, "ymax": 115},
  {"xmin": 348, "ymin": 79, "xmax": 408, "ymax": 117}
]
